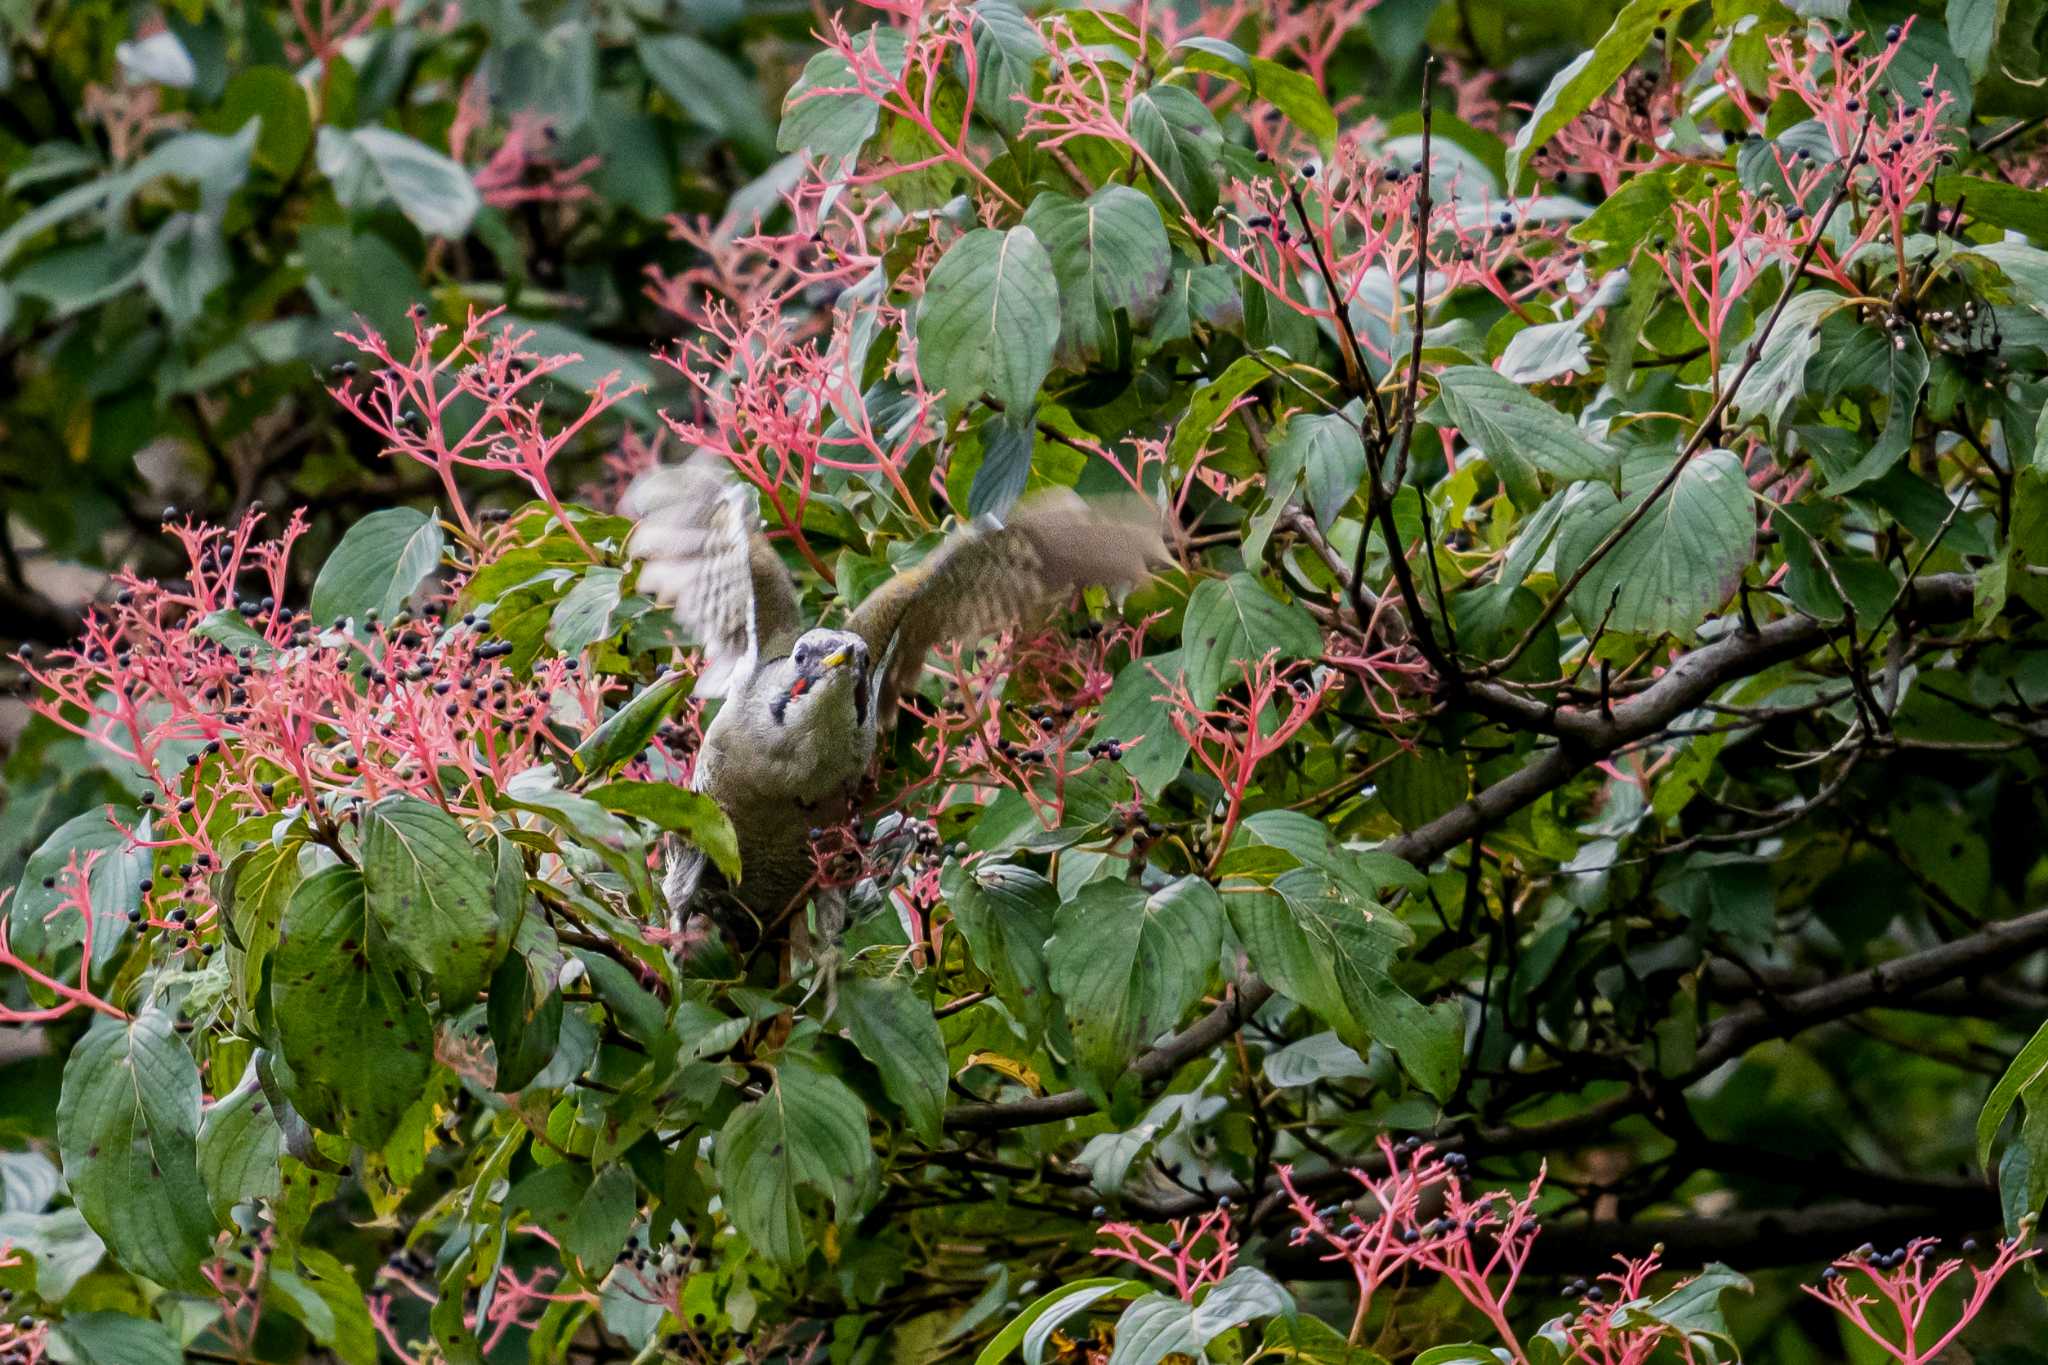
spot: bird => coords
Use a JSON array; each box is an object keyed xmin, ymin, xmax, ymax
[{"xmin": 622, "ymin": 452, "xmax": 1165, "ymax": 960}]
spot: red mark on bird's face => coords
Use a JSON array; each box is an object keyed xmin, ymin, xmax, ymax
[{"xmin": 790, "ymin": 677, "xmax": 810, "ymax": 698}]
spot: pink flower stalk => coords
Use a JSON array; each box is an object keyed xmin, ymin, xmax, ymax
[
  {"xmin": 284, "ymin": 0, "xmax": 397, "ymax": 66},
  {"xmin": 1803, "ymin": 1232, "xmax": 2040, "ymax": 1365},
  {"xmin": 655, "ymin": 288, "xmax": 943, "ymax": 581},
  {"xmin": 372, "ymin": 1239, "xmax": 593, "ymax": 1363},
  {"xmin": 330, "ymin": 306, "xmax": 644, "ymax": 551},
  {"xmin": 904, "ymin": 617, "xmax": 1154, "ymax": 833},
  {"xmin": 1279, "ymin": 1137, "xmax": 1543, "ymax": 1349},
  {"xmin": 0, "ymin": 851, "xmax": 130, "ymax": 1024},
  {"xmin": 648, "ymin": 177, "xmax": 890, "ymax": 336},
  {"xmin": 1555, "ymin": 1252, "xmax": 1702, "ymax": 1365},
  {"xmin": 1093, "ymin": 1205, "xmax": 1238, "ymax": 1302},
  {"xmin": 452, "ymin": 84, "xmax": 601, "ymax": 210},
  {"xmin": 794, "ymin": 1, "xmax": 1023, "ymax": 213},
  {"xmin": 21, "ymin": 509, "xmax": 600, "ymax": 931},
  {"xmin": 1158, "ymin": 651, "xmax": 1335, "ymax": 871},
  {"xmin": 1707, "ymin": 22, "xmax": 1957, "ymax": 293},
  {"xmin": 1651, "ymin": 183, "xmax": 1809, "ymax": 377},
  {"xmin": 199, "ymin": 1229, "xmax": 271, "ymax": 1360}
]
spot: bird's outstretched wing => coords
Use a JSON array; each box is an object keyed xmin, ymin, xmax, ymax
[
  {"xmin": 847, "ymin": 488, "xmax": 1166, "ymax": 718},
  {"xmin": 622, "ymin": 453, "xmax": 802, "ymax": 696}
]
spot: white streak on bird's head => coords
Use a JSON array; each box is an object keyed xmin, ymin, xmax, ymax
[{"xmin": 768, "ymin": 628, "xmax": 870, "ymax": 728}]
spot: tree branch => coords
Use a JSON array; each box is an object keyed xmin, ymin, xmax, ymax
[{"xmin": 945, "ymin": 575, "xmax": 1982, "ymax": 1136}]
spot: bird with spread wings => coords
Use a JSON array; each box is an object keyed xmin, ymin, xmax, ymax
[{"xmin": 622, "ymin": 453, "xmax": 1166, "ymax": 958}]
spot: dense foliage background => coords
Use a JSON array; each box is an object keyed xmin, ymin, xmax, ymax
[{"xmin": 8, "ymin": 0, "xmax": 2048, "ymax": 1361}]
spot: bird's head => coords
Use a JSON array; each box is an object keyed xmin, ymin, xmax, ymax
[{"xmin": 768, "ymin": 629, "xmax": 871, "ymax": 728}]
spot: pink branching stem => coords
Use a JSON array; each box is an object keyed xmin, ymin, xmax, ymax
[
  {"xmin": 331, "ymin": 306, "xmax": 644, "ymax": 554},
  {"xmin": 1802, "ymin": 1232, "xmax": 2039, "ymax": 1365},
  {"xmin": 0, "ymin": 852, "xmax": 130, "ymax": 1024},
  {"xmin": 1156, "ymin": 651, "xmax": 1334, "ymax": 872},
  {"xmin": 902, "ymin": 617, "xmax": 1154, "ymax": 833},
  {"xmin": 1093, "ymin": 1206, "xmax": 1238, "ymax": 1302},
  {"xmin": 797, "ymin": 1, "xmax": 1022, "ymax": 213},
  {"xmin": 0, "ymin": 1254, "xmax": 49, "ymax": 1364},
  {"xmin": 1279, "ymin": 1137, "xmax": 1544, "ymax": 1350}
]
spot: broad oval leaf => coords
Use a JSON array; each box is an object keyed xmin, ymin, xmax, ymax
[
  {"xmin": 56, "ymin": 1006, "xmax": 220, "ymax": 1292},
  {"xmin": 572, "ymin": 669, "xmax": 693, "ymax": 778},
  {"xmin": 1180, "ymin": 572, "xmax": 1323, "ymax": 708},
  {"xmin": 837, "ymin": 975, "xmax": 949, "ymax": 1144},
  {"xmin": 362, "ymin": 795, "xmax": 502, "ymax": 1000},
  {"xmin": 1047, "ymin": 877, "xmax": 1223, "ymax": 1096},
  {"xmin": 309, "ymin": 506, "xmax": 444, "ymax": 629},
  {"xmin": 271, "ymin": 865, "xmax": 436, "ymax": 1147},
  {"xmin": 1427, "ymin": 366, "xmax": 1614, "ymax": 507},
  {"xmin": 1555, "ymin": 448, "xmax": 1756, "ymax": 637},
  {"xmin": 916, "ymin": 226, "xmax": 1061, "ymax": 417},
  {"xmin": 1021, "ymin": 185, "xmax": 1172, "ymax": 368},
  {"xmin": 714, "ymin": 1057, "xmax": 877, "ymax": 1266}
]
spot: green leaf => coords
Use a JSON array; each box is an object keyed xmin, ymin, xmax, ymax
[
  {"xmin": 1231, "ymin": 865, "xmax": 1456, "ymax": 1097},
  {"xmin": 1271, "ymin": 411, "xmax": 1367, "ymax": 529},
  {"xmin": 572, "ymin": 669, "xmax": 693, "ymax": 777},
  {"xmin": 975, "ymin": 1278, "xmax": 1145, "ymax": 1365},
  {"xmin": 1127, "ymin": 84, "xmax": 1222, "ymax": 220},
  {"xmin": 942, "ymin": 861, "xmax": 1058, "ymax": 1035},
  {"xmin": 0, "ymin": 1209, "xmax": 104, "ymax": 1302},
  {"xmin": 837, "ymin": 976, "xmax": 949, "ymax": 1143},
  {"xmin": 1180, "ymin": 573, "xmax": 1323, "ymax": 708},
  {"xmin": 968, "ymin": 406, "xmax": 1037, "ymax": 518},
  {"xmin": 1047, "ymin": 877, "xmax": 1222, "ymax": 1095},
  {"xmin": 1428, "ymin": 366, "xmax": 1614, "ymax": 506},
  {"xmin": 585, "ymin": 779, "xmax": 741, "ymax": 881},
  {"xmin": 56, "ymin": 1006, "xmax": 220, "ymax": 1292},
  {"xmin": 224, "ymin": 837, "xmax": 302, "ymax": 1014},
  {"xmin": 271, "ymin": 866, "xmax": 436, "ymax": 1147},
  {"xmin": 362, "ymin": 796, "xmax": 501, "ymax": 1000},
  {"xmin": 777, "ymin": 29, "xmax": 903, "ymax": 160},
  {"xmin": 917, "ymin": 226, "xmax": 1061, "ymax": 417},
  {"xmin": 1021, "ymin": 186, "xmax": 1172, "ymax": 368},
  {"xmin": 1261, "ymin": 1313, "xmax": 1393, "ymax": 1362},
  {"xmin": 309, "ymin": 507, "xmax": 444, "ymax": 628},
  {"xmin": 1170, "ymin": 355, "xmax": 1270, "ymax": 468},
  {"xmin": 209, "ymin": 67, "xmax": 312, "ymax": 175},
  {"xmin": 1981, "ymin": 1017, "xmax": 2048, "ymax": 1164},
  {"xmin": 714, "ymin": 1057, "xmax": 877, "ymax": 1266},
  {"xmin": 967, "ymin": 0, "xmax": 1046, "ymax": 138},
  {"xmin": 1729, "ymin": 292, "xmax": 1841, "ymax": 435},
  {"xmin": 487, "ymin": 948, "xmax": 562, "ymax": 1094},
  {"xmin": 565, "ymin": 1164, "xmax": 639, "ymax": 1275},
  {"xmin": 1613, "ymin": 1263, "xmax": 1752, "ymax": 1342},
  {"xmin": 51, "ymin": 1313, "xmax": 183, "ymax": 1365},
  {"xmin": 315, "ymin": 125, "xmax": 480, "ymax": 238},
  {"xmin": 1506, "ymin": 0, "xmax": 1701, "ymax": 186},
  {"xmin": 1555, "ymin": 449, "xmax": 1756, "ymax": 637},
  {"xmin": 9, "ymin": 806, "xmax": 147, "ymax": 973},
  {"xmin": 1950, "ymin": 0, "xmax": 2009, "ymax": 79},
  {"xmin": 1105, "ymin": 1270, "xmax": 1290, "ymax": 1365},
  {"xmin": 638, "ymin": 34, "xmax": 775, "ymax": 155},
  {"xmin": 1808, "ymin": 327, "xmax": 1929, "ymax": 493},
  {"xmin": 1264, "ymin": 1032, "xmax": 1372, "ymax": 1088},
  {"xmin": 267, "ymin": 1245, "xmax": 379, "ymax": 1365},
  {"xmin": 1096, "ymin": 650, "xmax": 1190, "ymax": 797},
  {"xmin": 1172, "ymin": 38, "xmax": 1337, "ymax": 150},
  {"xmin": 547, "ymin": 567, "xmax": 625, "ymax": 653},
  {"xmin": 197, "ymin": 1058, "xmax": 283, "ymax": 1223},
  {"xmin": 141, "ymin": 210, "xmax": 229, "ymax": 330},
  {"xmin": 1936, "ymin": 174, "xmax": 2048, "ymax": 240}
]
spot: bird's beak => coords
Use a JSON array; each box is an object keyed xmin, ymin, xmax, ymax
[{"xmin": 820, "ymin": 649, "xmax": 849, "ymax": 670}]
